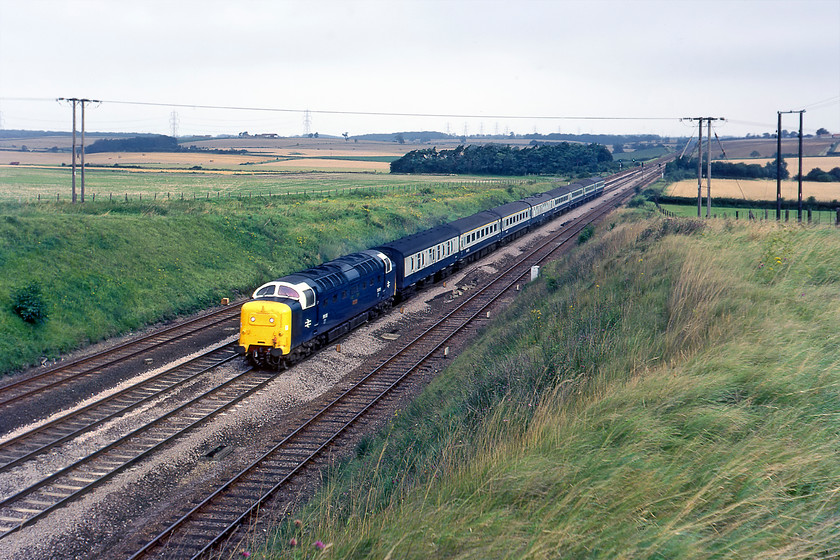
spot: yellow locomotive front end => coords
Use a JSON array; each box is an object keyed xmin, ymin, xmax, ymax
[{"xmin": 236, "ymin": 300, "xmax": 292, "ymax": 368}]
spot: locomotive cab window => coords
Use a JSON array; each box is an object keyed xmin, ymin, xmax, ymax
[
  {"xmin": 301, "ymin": 288, "xmax": 316, "ymax": 309},
  {"xmin": 256, "ymin": 285, "xmax": 275, "ymax": 297}
]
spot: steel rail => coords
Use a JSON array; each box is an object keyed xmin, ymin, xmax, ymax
[
  {"xmin": 0, "ymin": 361, "xmax": 276, "ymax": 540},
  {"xmin": 0, "ymin": 304, "xmax": 243, "ymax": 410},
  {"xmin": 0, "ymin": 345, "xmax": 239, "ymax": 475}
]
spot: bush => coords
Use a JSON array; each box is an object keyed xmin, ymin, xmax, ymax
[
  {"xmin": 578, "ymin": 224, "xmax": 595, "ymax": 244},
  {"xmin": 12, "ymin": 283, "xmax": 48, "ymax": 324}
]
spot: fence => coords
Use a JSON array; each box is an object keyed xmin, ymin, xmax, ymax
[
  {"xmin": 18, "ymin": 179, "xmax": 528, "ymax": 205},
  {"xmin": 657, "ymin": 203, "xmax": 840, "ymax": 226}
]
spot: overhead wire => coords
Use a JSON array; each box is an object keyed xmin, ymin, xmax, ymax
[
  {"xmin": 713, "ymin": 128, "xmax": 749, "ymax": 201},
  {"xmin": 0, "ymin": 95, "xmax": 679, "ymax": 123}
]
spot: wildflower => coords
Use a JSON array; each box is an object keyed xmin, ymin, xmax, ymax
[
  {"xmin": 294, "ymin": 519, "xmax": 303, "ymax": 528},
  {"xmin": 241, "ymin": 552, "xmax": 251, "ymax": 558},
  {"xmin": 315, "ymin": 540, "xmax": 326, "ymax": 549},
  {"xmin": 290, "ymin": 538, "xmax": 298, "ymax": 546}
]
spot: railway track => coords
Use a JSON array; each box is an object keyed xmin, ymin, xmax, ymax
[
  {"xmin": 0, "ymin": 342, "xmax": 240, "ymax": 476},
  {"xmin": 0, "ymin": 303, "xmax": 242, "ymax": 414},
  {"xmin": 124, "ymin": 166, "xmax": 663, "ymax": 560},
  {"xmin": 0, "ymin": 347, "xmax": 276, "ymax": 540}
]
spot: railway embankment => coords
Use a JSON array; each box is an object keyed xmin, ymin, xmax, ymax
[{"xmin": 258, "ymin": 208, "xmax": 840, "ymax": 558}]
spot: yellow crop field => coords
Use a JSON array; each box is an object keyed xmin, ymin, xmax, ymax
[
  {"xmin": 0, "ymin": 136, "xmax": 408, "ymax": 173},
  {"xmin": 0, "ymin": 151, "xmax": 272, "ymax": 168},
  {"xmin": 723, "ymin": 156, "xmax": 840, "ymax": 175},
  {"xmin": 668, "ymin": 178, "xmax": 840, "ymax": 202},
  {"xmin": 255, "ymin": 158, "xmax": 390, "ymax": 172}
]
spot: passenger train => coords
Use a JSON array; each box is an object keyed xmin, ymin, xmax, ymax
[{"xmin": 236, "ymin": 177, "xmax": 606, "ymax": 369}]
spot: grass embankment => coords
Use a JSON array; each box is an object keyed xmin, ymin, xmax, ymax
[
  {"xmin": 257, "ymin": 211, "xmax": 840, "ymax": 558},
  {"xmin": 0, "ymin": 179, "xmax": 546, "ymax": 375}
]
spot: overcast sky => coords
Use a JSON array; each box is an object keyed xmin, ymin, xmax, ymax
[{"xmin": 1, "ymin": 0, "xmax": 838, "ymax": 138}]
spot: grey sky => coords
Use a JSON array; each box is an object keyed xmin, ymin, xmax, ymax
[{"xmin": 1, "ymin": 0, "xmax": 838, "ymax": 138}]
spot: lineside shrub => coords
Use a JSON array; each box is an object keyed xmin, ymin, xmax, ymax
[{"xmin": 11, "ymin": 283, "xmax": 48, "ymax": 324}]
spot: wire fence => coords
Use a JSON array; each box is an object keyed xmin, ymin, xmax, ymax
[
  {"xmin": 17, "ymin": 179, "xmax": 530, "ymax": 205},
  {"xmin": 657, "ymin": 203, "xmax": 840, "ymax": 226}
]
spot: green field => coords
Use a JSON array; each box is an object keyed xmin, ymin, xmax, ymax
[
  {"xmin": 0, "ymin": 169, "xmax": 551, "ymax": 374},
  {"xmin": 659, "ymin": 203, "xmax": 840, "ymax": 224},
  {"xmin": 254, "ymin": 208, "xmax": 840, "ymax": 559},
  {"xmin": 0, "ymin": 166, "xmax": 519, "ymax": 203}
]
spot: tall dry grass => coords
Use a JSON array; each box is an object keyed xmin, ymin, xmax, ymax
[{"xmin": 257, "ymin": 213, "xmax": 840, "ymax": 559}]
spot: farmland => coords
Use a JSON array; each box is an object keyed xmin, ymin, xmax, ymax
[
  {"xmin": 0, "ymin": 136, "xmax": 409, "ymax": 173},
  {"xmin": 666, "ymin": 178, "xmax": 840, "ymax": 202},
  {"xmin": 711, "ymin": 136, "xmax": 838, "ymax": 158},
  {"xmin": 724, "ymin": 155, "xmax": 840, "ymax": 175}
]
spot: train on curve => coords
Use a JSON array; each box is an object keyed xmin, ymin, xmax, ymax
[{"xmin": 235, "ymin": 177, "xmax": 606, "ymax": 369}]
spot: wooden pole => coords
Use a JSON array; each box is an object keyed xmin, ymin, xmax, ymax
[
  {"xmin": 776, "ymin": 111, "xmax": 782, "ymax": 221},
  {"xmin": 697, "ymin": 119, "xmax": 703, "ymax": 218},
  {"xmin": 706, "ymin": 119, "xmax": 712, "ymax": 218}
]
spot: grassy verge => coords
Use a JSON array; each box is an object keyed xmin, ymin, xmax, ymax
[
  {"xmin": 256, "ymin": 209, "xmax": 840, "ymax": 558},
  {"xmin": 0, "ymin": 178, "xmax": 549, "ymax": 375}
]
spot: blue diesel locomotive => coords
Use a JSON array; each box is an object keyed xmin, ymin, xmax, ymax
[{"xmin": 236, "ymin": 177, "xmax": 605, "ymax": 369}]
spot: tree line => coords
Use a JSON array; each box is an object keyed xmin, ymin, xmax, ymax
[
  {"xmin": 665, "ymin": 156, "xmax": 790, "ymax": 181},
  {"xmin": 802, "ymin": 167, "xmax": 840, "ymax": 182},
  {"xmin": 666, "ymin": 156, "xmax": 840, "ymax": 183},
  {"xmin": 390, "ymin": 143, "xmax": 613, "ymax": 175},
  {"xmin": 86, "ymin": 135, "xmax": 246, "ymax": 154}
]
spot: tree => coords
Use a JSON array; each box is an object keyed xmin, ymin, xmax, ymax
[
  {"xmin": 817, "ymin": 127, "xmax": 830, "ymax": 136},
  {"xmin": 612, "ymin": 143, "xmax": 625, "ymax": 154}
]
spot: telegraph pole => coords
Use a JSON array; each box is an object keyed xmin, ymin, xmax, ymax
[
  {"xmin": 58, "ymin": 98, "xmax": 99, "ymax": 202},
  {"xmin": 776, "ymin": 112, "xmax": 783, "ymax": 220},
  {"xmin": 776, "ymin": 109, "xmax": 805, "ymax": 221},
  {"xmin": 697, "ymin": 119, "xmax": 702, "ymax": 217},
  {"xmin": 80, "ymin": 100, "xmax": 86, "ymax": 202},
  {"xmin": 797, "ymin": 110, "xmax": 805, "ymax": 222},
  {"xmin": 682, "ymin": 117, "xmax": 725, "ymax": 217},
  {"xmin": 706, "ymin": 119, "xmax": 712, "ymax": 218},
  {"xmin": 71, "ymin": 99, "xmax": 77, "ymax": 203}
]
